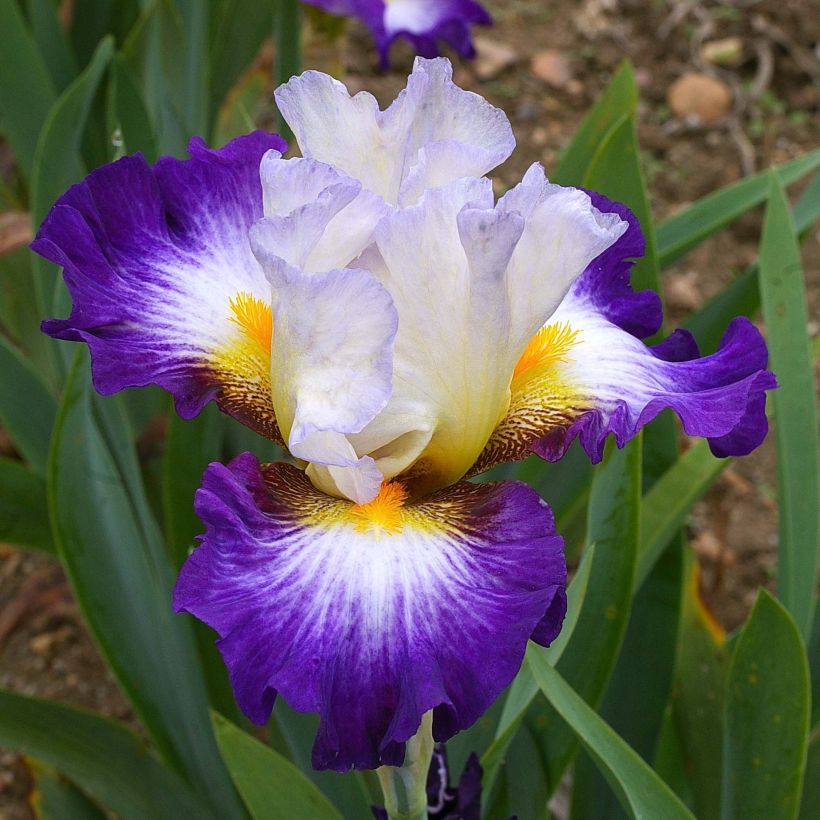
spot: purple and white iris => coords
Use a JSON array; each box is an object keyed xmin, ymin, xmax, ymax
[
  {"xmin": 34, "ymin": 58, "xmax": 775, "ymax": 773},
  {"xmin": 302, "ymin": 0, "xmax": 491, "ymax": 67}
]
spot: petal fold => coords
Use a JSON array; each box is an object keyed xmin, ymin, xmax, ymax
[
  {"xmin": 173, "ymin": 454, "xmax": 566, "ymax": 771},
  {"xmin": 36, "ymin": 132, "xmax": 287, "ymax": 442},
  {"xmin": 258, "ymin": 151, "xmax": 388, "ymax": 272}
]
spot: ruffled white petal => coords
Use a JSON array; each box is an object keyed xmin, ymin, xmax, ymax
[
  {"xmin": 249, "ymin": 240, "xmax": 398, "ymax": 501},
  {"xmin": 347, "ymin": 178, "xmax": 516, "ymax": 491},
  {"xmin": 274, "ymin": 57, "xmax": 514, "ymax": 206},
  {"xmin": 498, "ymin": 163, "xmax": 628, "ymax": 347},
  {"xmin": 258, "ymin": 151, "xmax": 387, "ymax": 272}
]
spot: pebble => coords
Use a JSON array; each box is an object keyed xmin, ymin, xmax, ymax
[
  {"xmin": 699, "ymin": 37, "xmax": 744, "ymax": 67},
  {"xmin": 530, "ymin": 48, "xmax": 573, "ymax": 89},
  {"xmin": 472, "ymin": 36, "xmax": 518, "ymax": 80},
  {"xmin": 667, "ymin": 72, "xmax": 732, "ymax": 125}
]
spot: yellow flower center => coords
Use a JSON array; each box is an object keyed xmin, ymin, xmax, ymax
[
  {"xmin": 513, "ymin": 321, "xmax": 580, "ymax": 380},
  {"xmin": 349, "ymin": 482, "xmax": 408, "ymax": 534},
  {"xmin": 229, "ymin": 292, "xmax": 273, "ymax": 352}
]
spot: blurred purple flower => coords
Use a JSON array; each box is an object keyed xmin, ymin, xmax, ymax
[{"xmin": 302, "ymin": 0, "xmax": 491, "ymax": 67}]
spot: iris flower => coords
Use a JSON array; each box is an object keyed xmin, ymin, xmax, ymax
[
  {"xmin": 302, "ymin": 0, "xmax": 491, "ymax": 67},
  {"xmin": 34, "ymin": 59, "xmax": 774, "ymax": 773}
]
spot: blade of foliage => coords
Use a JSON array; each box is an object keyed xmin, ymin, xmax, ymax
[
  {"xmin": 121, "ymin": 0, "xmax": 188, "ymax": 157},
  {"xmin": 215, "ymin": 69, "xmax": 269, "ymax": 146},
  {"xmin": 274, "ymin": 0, "xmax": 302, "ymax": 141},
  {"xmin": 0, "ymin": 246, "xmax": 54, "ymax": 377},
  {"xmin": 30, "ymin": 35, "xmax": 113, "ymax": 336},
  {"xmin": 0, "ymin": 690, "xmax": 213, "ymax": 819},
  {"xmin": 0, "ymin": 0, "xmax": 56, "ymax": 181},
  {"xmin": 163, "ymin": 403, "xmax": 240, "ymax": 721},
  {"xmin": 653, "ymin": 712, "xmax": 694, "ymax": 809},
  {"xmin": 212, "ymin": 714, "xmax": 342, "ymax": 820},
  {"xmin": 528, "ymin": 658, "xmax": 695, "ymax": 820},
  {"xmin": 484, "ymin": 721, "xmax": 550, "ymax": 820},
  {"xmin": 799, "ymin": 733, "xmax": 820, "ymax": 820},
  {"xmin": 208, "ymin": 0, "xmax": 272, "ymax": 134},
  {"xmin": 793, "ymin": 172, "xmax": 820, "ymax": 233},
  {"xmin": 481, "ymin": 543, "xmax": 596, "ymax": 792},
  {"xmin": 683, "ymin": 168, "xmax": 820, "ymax": 355},
  {"xmin": 722, "ymin": 590, "xmax": 810, "ymax": 820},
  {"xmin": 223, "ymin": 422, "xmax": 284, "ymax": 463},
  {"xmin": 682, "ymin": 269, "xmax": 759, "ymax": 355},
  {"xmin": 30, "ymin": 36, "xmax": 113, "ymax": 227},
  {"xmin": 657, "ymin": 149, "xmax": 820, "ymax": 269},
  {"xmin": 163, "ymin": 403, "xmax": 225, "ymax": 569},
  {"xmin": 175, "ymin": 0, "xmax": 209, "ymax": 135},
  {"xmin": 48, "ymin": 352, "xmax": 245, "ymax": 818},
  {"xmin": 25, "ymin": 0, "xmax": 79, "ymax": 92},
  {"xmin": 117, "ymin": 386, "xmax": 166, "ymax": 445},
  {"xmin": 571, "ymin": 538, "xmax": 683, "ymax": 820},
  {"xmin": 68, "ymin": 0, "xmax": 139, "ymax": 68},
  {"xmin": 0, "ymin": 458, "xmax": 53, "ymax": 553},
  {"xmin": 27, "ymin": 760, "xmax": 107, "ymax": 820},
  {"xmin": 672, "ymin": 560, "xmax": 728, "ymax": 820},
  {"xmin": 527, "ymin": 438, "xmax": 641, "ymax": 794},
  {"xmin": 808, "ymin": 604, "xmax": 820, "ymax": 728},
  {"xmin": 582, "ymin": 113, "xmax": 658, "ymax": 295},
  {"xmin": 107, "ymin": 54, "xmax": 159, "ymax": 161},
  {"xmin": 637, "ymin": 439, "xmax": 727, "ymax": 589},
  {"xmin": 569, "ymin": 92, "xmax": 680, "ymax": 815},
  {"xmin": 514, "ymin": 444, "xmax": 593, "ymax": 533},
  {"xmin": 0, "ymin": 335, "xmax": 57, "ymax": 473},
  {"xmin": 759, "ymin": 173, "xmax": 819, "ymax": 641},
  {"xmin": 521, "ymin": 104, "xmax": 655, "ymax": 798},
  {"xmin": 552, "ymin": 61, "xmax": 637, "ymax": 187}
]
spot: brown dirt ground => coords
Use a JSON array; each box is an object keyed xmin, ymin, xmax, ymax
[{"xmin": 1, "ymin": 0, "xmax": 818, "ymax": 816}]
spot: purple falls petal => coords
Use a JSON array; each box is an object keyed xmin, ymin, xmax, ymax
[
  {"xmin": 472, "ymin": 194, "xmax": 776, "ymax": 474},
  {"xmin": 173, "ymin": 454, "xmax": 566, "ymax": 771},
  {"xmin": 34, "ymin": 132, "xmax": 287, "ymax": 442}
]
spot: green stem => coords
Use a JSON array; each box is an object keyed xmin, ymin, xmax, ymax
[
  {"xmin": 376, "ymin": 712, "xmax": 434, "ymax": 820},
  {"xmin": 274, "ymin": 0, "xmax": 302, "ymax": 142}
]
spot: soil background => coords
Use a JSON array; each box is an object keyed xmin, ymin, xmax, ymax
[{"xmin": 1, "ymin": 0, "xmax": 818, "ymax": 817}]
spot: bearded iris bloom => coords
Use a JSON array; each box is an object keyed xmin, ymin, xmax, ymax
[
  {"xmin": 34, "ymin": 59, "xmax": 774, "ymax": 773},
  {"xmin": 302, "ymin": 0, "xmax": 491, "ymax": 67}
]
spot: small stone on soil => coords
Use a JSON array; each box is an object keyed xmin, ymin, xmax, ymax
[
  {"xmin": 667, "ymin": 72, "xmax": 733, "ymax": 125},
  {"xmin": 472, "ymin": 36, "xmax": 518, "ymax": 80},
  {"xmin": 530, "ymin": 48, "xmax": 574, "ymax": 89},
  {"xmin": 699, "ymin": 37, "xmax": 744, "ymax": 67}
]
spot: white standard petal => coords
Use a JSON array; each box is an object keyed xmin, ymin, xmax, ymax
[
  {"xmin": 274, "ymin": 57, "xmax": 514, "ymax": 205},
  {"xmin": 349, "ymin": 177, "xmax": 523, "ymax": 492},
  {"xmin": 498, "ymin": 163, "xmax": 628, "ymax": 348},
  {"xmin": 342, "ymin": 171, "xmax": 626, "ymax": 494},
  {"xmin": 257, "ymin": 151, "xmax": 388, "ymax": 272},
  {"xmin": 250, "ymin": 237, "xmax": 398, "ymax": 501}
]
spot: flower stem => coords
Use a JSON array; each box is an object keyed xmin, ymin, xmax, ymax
[{"xmin": 376, "ymin": 712, "xmax": 434, "ymax": 820}]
